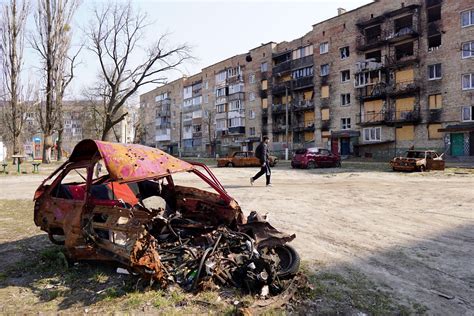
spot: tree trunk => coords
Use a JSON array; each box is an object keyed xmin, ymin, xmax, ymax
[
  {"xmin": 57, "ymin": 128, "xmax": 63, "ymax": 160},
  {"xmin": 42, "ymin": 134, "xmax": 53, "ymax": 163}
]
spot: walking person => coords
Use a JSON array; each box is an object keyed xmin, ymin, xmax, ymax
[{"xmin": 250, "ymin": 136, "xmax": 272, "ymax": 187}]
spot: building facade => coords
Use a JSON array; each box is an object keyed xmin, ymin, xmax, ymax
[{"xmin": 140, "ymin": 0, "xmax": 474, "ymax": 159}]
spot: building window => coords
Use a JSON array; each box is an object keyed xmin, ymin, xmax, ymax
[
  {"xmin": 341, "ymin": 118, "xmax": 351, "ymax": 130},
  {"xmin": 249, "ymin": 92, "xmax": 255, "ymax": 101},
  {"xmin": 249, "ymin": 73, "xmax": 255, "ymax": 84},
  {"xmin": 228, "ymin": 117, "xmax": 244, "ymax": 127},
  {"xmin": 292, "ymin": 45, "xmax": 313, "ymax": 59},
  {"xmin": 320, "ymin": 64, "xmax": 329, "ymax": 76},
  {"xmin": 216, "ymin": 87, "xmax": 226, "ymax": 97},
  {"xmin": 428, "ymin": 94, "xmax": 442, "ymax": 109},
  {"xmin": 216, "ymin": 104, "xmax": 225, "ymax": 113},
  {"xmin": 462, "ymin": 106, "xmax": 474, "ymax": 121},
  {"xmin": 321, "ymin": 85, "xmax": 329, "ymax": 98},
  {"xmin": 428, "ymin": 64, "xmax": 442, "ymax": 80},
  {"xmin": 204, "ymin": 81, "xmax": 209, "ymax": 90},
  {"xmin": 428, "ymin": 34, "xmax": 441, "ymax": 51},
  {"xmin": 462, "ymin": 73, "xmax": 474, "ymax": 90},
  {"xmin": 340, "ymin": 46, "xmax": 350, "ymax": 59},
  {"xmin": 341, "ymin": 93, "xmax": 351, "ymax": 106},
  {"xmin": 229, "ymin": 100, "xmax": 243, "ymax": 111},
  {"xmin": 261, "ymin": 62, "xmax": 268, "ymax": 72},
  {"xmin": 363, "ymin": 127, "xmax": 381, "ymax": 142},
  {"xmin": 215, "ymin": 71, "xmax": 227, "ymax": 84},
  {"xmin": 292, "ymin": 66, "xmax": 313, "ymax": 79},
  {"xmin": 204, "ymin": 94, "xmax": 209, "ymax": 104},
  {"xmin": 250, "ymin": 127, "xmax": 256, "ymax": 135},
  {"xmin": 462, "ymin": 41, "xmax": 474, "ymax": 58},
  {"xmin": 227, "ymin": 66, "xmax": 241, "ymax": 78},
  {"xmin": 428, "ymin": 124, "xmax": 443, "ymax": 140},
  {"xmin": 320, "ymin": 42, "xmax": 329, "ymax": 54},
  {"xmin": 341, "ymin": 70, "xmax": 350, "ymax": 83},
  {"xmin": 249, "ymin": 109, "xmax": 256, "ymax": 119},
  {"xmin": 216, "ymin": 119, "xmax": 226, "ymax": 130},
  {"xmin": 461, "ymin": 10, "xmax": 474, "ymax": 27}
]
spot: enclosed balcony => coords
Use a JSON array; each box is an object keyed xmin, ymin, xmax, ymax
[
  {"xmin": 293, "ymin": 100, "xmax": 314, "ymax": 112},
  {"xmin": 386, "ymin": 108, "xmax": 420, "ymax": 124},
  {"xmin": 358, "ymin": 83, "xmax": 388, "ymax": 101},
  {"xmin": 356, "ymin": 111, "xmax": 387, "ymax": 126},
  {"xmin": 293, "ymin": 120, "xmax": 315, "ymax": 132},
  {"xmin": 387, "ymin": 79, "xmax": 420, "ymax": 97}
]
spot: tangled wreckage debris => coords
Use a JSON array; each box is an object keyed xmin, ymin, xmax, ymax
[{"xmin": 33, "ymin": 140, "xmax": 300, "ymax": 299}]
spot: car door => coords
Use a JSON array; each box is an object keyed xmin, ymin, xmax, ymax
[
  {"xmin": 426, "ymin": 152, "xmax": 445, "ymax": 170},
  {"xmin": 233, "ymin": 152, "xmax": 246, "ymax": 166},
  {"xmin": 247, "ymin": 151, "xmax": 260, "ymax": 167},
  {"xmin": 319, "ymin": 149, "xmax": 331, "ymax": 167}
]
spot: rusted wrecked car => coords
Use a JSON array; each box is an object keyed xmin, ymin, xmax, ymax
[
  {"xmin": 390, "ymin": 150, "xmax": 445, "ymax": 172},
  {"xmin": 34, "ymin": 139, "xmax": 299, "ymax": 295}
]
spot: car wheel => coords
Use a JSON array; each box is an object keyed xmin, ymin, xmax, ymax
[
  {"xmin": 291, "ymin": 163, "xmax": 296, "ymax": 169},
  {"xmin": 272, "ymin": 245, "xmax": 301, "ymax": 279},
  {"xmin": 336, "ymin": 161, "xmax": 341, "ymax": 168},
  {"xmin": 419, "ymin": 165, "xmax": 426, "ymax": 172},
  {"xmin": 226, "ymin": 162, "xmax": 234, "ymax": 167},
  {"xmin": 307, "ymin": 161, "xmax": 315, "ymax": 169}
]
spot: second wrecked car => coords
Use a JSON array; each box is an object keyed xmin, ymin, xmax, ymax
[{"xmin": 33, "ymin": 139, "xmax": 299, "ymax": 295}]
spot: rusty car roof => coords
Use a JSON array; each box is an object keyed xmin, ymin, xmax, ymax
[{"xmin": 69, "ymin": 139, "xmax": 194, "ymax": 182}]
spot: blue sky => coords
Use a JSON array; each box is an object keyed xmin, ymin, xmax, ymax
[{"xmin": 24, "ymin": 0, "xmax": 373, "ymax": 100}]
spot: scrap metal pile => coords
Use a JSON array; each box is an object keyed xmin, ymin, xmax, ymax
[{"xmin": 130, "ymin": 209, "xmax": 299, "ymax": 296}]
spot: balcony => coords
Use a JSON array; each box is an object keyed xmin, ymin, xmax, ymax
[
  {"xmin": 182, "ymin": 103, "xmax": 202, "ymax": 113},
  {"xmin": 321, "ymin": 120, "xmax": 330, "ymax": 131},
  {"xmin": 228, "ymin": 126, "xmax": 245, "ymax": 135},
  {"xmin": 272, "ymin": 124, "xmax": 289, "ymax": 134},
  {"xmin": 356, "ymin": 34, "xmax": 385, "ymax": 51},
  {"xmin": 428, "ymin": 109, "xmax": 442, "ymax": 123},
  {"xmin": 385, "ymin": 24, "xmax": 419, "ymax": 44},
  {"xmin": 355, "ymin": 59, "xmax": 385, "ymax": 74},
  {"xmin": 291, "ymin": 55, "xmax": 313, "ymax": 70},
  {"xmin": 320, "ymin": 75, "xmax": 329, "ymax": 85},
  {"xmin": 271, "ymin": 103, "xmax": 291, "ymax": 114},
  {"xmin": 260, "ymin": 90, "xmax": 268, "ymax": 99},
  {"xmin": 156, "ymin": 110, "xmax": 171, "ymax": 118},
  {"xmin": 215, "ymin": 96, "xmax": 227, "ymax": 105},
  {"xmin": 293, "ymin": 76, "xmax": 314, "ymax": 90},
  {"xmin": 273, "ymin": 60, "xmax": 291, "ymax": 74},
  {"xmin": 271, "ymin": 82, "xmax": 290, "ymax": 95},
  {"xmin": 386, "ymin": 108, "xmax": 420, "ymax": 124},
  {"xmin": 293, "ymin": 120, "xmax": 315, "ymax": 132},
  {"xmin": 155, "ymin": 122, "xmax": 171, "ymax": 129},
  {"xmin": 192, "ymin": 131, "xmax": 202, "ymax": 138},
  {"xmin": 293, "ymin": 100, "xmax": 314, "ymax": 112},
  {"xmin": 358, "ymin": 83, "xmax": 387, "ymax": 101},
  {"xmin": 356, "ymin": 111, "xmax": 387, "ymax": 126},
  {"xmin": 228, "ymin": 92, "xmax": 245, "ymax": 101},
  {"xmin": 183, "ymin": 131, "xmax": 193, "ymax": 140},
  {"xmin": 155, "ymin": 131, "xmax": 171, "ymax": 142},
  {"xmin": 387, "ymin": 80, "xmax": 420, "ymax": 96},
  {"xmin": 426, "ymin": 0, "xmax": 442, "ymax": 7}
]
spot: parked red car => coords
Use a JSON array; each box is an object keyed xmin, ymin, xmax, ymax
[{"xmin": 291, "ymin": 147, "xmax": 341, "ymax": 169}]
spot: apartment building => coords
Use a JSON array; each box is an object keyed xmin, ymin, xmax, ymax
[{"xmin": 140, "ymin": 0, "xmax": 474, "ymax": 159}]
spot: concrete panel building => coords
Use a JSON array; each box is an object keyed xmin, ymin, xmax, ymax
[{"xmin": 139, "ymin": 0, "xmax": 474, "ymax": 159}]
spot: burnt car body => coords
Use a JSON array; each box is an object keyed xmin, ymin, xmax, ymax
[
  {"xmin": 217, "ymin": 151, "xmax": 278, "ymax": 168},
  {"xmin": 291, "ymin": 147, "xmax": 341, "ymax": 169},
  {"xmin": 34, "ymin": 140, "xmax": 297, "ymax": 294},
  {"xmin": 390, "ymin": 150, "xmax": 445, "ymax": 172}
]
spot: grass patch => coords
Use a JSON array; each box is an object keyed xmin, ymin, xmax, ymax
[{"xmin": 298, "ymin": 266, "xmax": 427, "ymax": 315}]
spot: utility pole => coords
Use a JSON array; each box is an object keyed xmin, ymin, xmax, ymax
[
  {"xmin": 285, "ymin": 85, "xmax": 289, "ymax": 160},
  {"xmin": 179, "ymin": 111, "xmax": 183, "ymax": 157}
]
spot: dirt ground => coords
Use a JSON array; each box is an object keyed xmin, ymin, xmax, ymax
[{"xmin": 0, "ymin": 162, "xmax": 473, "ymax": 314}]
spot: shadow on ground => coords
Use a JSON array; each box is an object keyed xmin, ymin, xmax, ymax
[{"xmin": 0, "ymin": 223, "xmax": 473, "ymax": 314}]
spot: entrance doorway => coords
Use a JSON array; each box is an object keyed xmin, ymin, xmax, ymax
[
  {"xmin": 470, "ymin": 132, "xmax": 474, "ymax": 156},
  {"xmin": 450, "ymin": 133, "xmax": 464, "ymax": 156},
  {"xmin": 340, "ymin": 138, "xmax": 350, "ymax": 155}
]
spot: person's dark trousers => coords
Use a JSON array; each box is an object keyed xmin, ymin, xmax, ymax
[{"xmin": 252, "ymin": 162, "xmax": 271, "ymax": 185}]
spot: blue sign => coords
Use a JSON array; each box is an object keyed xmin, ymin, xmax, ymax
[{"xmin": 34, "ymin": 137, "xmax": 41, "ymax": 143}]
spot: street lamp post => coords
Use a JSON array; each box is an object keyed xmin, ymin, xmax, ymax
[{"xmin": 285, "ymin": 85, "xmax": 289, "ymax": 160}]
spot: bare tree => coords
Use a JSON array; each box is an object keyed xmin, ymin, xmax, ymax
[
  {"xmin": 87, "ymin": 1, "xmax": 192, "ymax": 141},
  {"xmin": 202, "ymin": 110, "xmax": 216, "ymax": 157},
  {"xmin": 0, "ymin": 0, "xmax": 29, "ymax": 156},
  {"xmin": 30, "ymin": 0, "xmax": 80, "ymax": 163}
]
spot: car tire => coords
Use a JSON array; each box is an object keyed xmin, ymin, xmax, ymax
[
  {"xmin": 226, "ymin": 162, "xmax": 234, "ymax": 167},
  {"xmin": 336, "ymin": 161, "xmax": 341, "ymax": 168},
  {"xmin": 291, "ymin": 163, "xmax": 296, "ymax": 169},
  {"xmin": 419, "ymin": 165, "xmax": 426, "ymax": 172},
  {"xmin": 272, "ymin": 245, "xmax": 301, "ymax": 279},
  {"xmin": 307, "ymin": 161, "xmax": 315, "ymax": 169}
]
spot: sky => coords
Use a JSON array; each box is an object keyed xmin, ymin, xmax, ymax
[{"xmin": 23, "ymin": 0, "xmax": 374, "ymax": 101}]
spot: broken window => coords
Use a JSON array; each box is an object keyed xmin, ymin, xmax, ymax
[
  {"xmin": 395, "ymin": 41, "xmax": 414, "ymax": 60},
  {"xmin": 340, "ymin": 46, "xmax": 350, "ymax": 59},
  {"xmin": 394, "ymin": 15, "xmax": 414, "ymax": 35},
  {"xmin": 341, "ymin": 70, "xmax": 351, "ymax": 82},
  {"xmin": 428, "ymin": 34, "xmax": 442, "ymax": 51},
  {"xmin": 427, "ymin": 5, "xmax": 441, "ymax": 22},
  {"xmin": 364, "ymin": 24, "xmax": 381, "ymax": 44},
  {"xmin": 365, "ymin": 50, "xmax": 382, "ymax": 62},
  {"xmin": 341, "ymin": 93, "xmax": 351, "ymax": 106}
]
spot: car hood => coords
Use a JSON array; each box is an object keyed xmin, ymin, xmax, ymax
[{"xmin": 69, "ymin": 139, "xmax": 194, "ymax": 183}]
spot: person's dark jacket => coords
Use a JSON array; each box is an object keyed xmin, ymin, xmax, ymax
[{"xmin": 255, "ymin": 143, "xmax": 268, "ymax": 164}]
